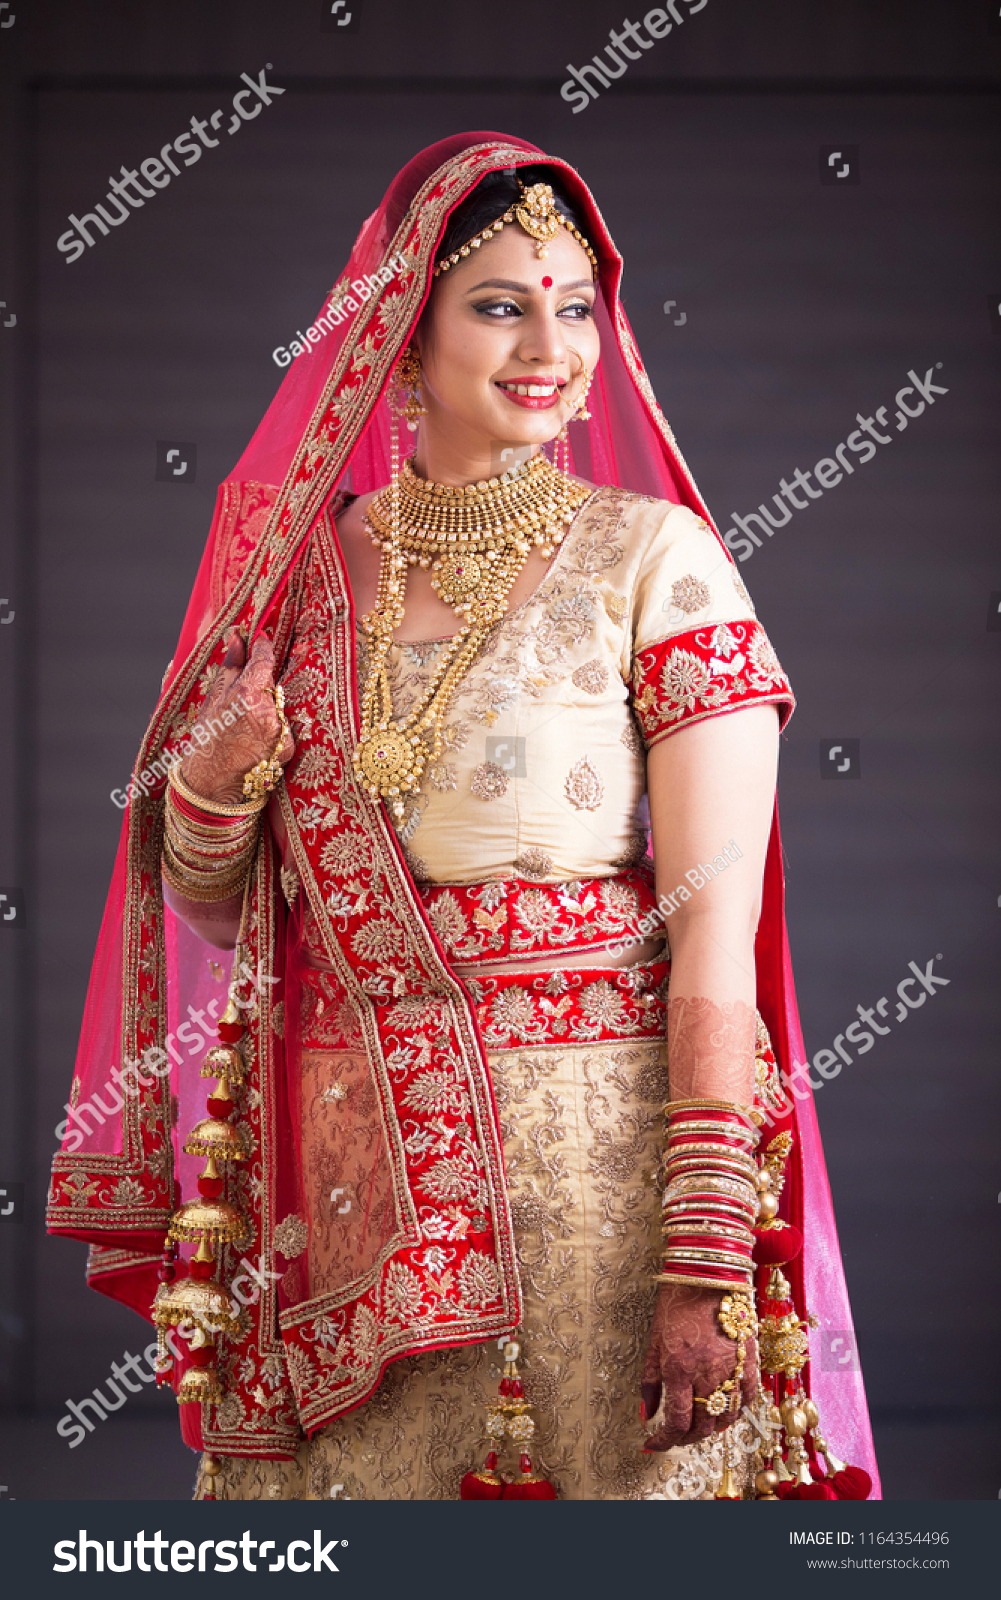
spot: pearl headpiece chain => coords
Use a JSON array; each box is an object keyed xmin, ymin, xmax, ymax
[{"xmin": 432, "ymin": 181, "xmax": 599, "ymax": 279}]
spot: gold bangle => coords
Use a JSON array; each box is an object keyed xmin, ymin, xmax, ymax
[
  {"xmin": 169, "ymin": 763, "xmax": 267, "ymax": 818},
  {"xmin": 162, "ymin": 854, "xmax": 253, "ymax": 904},
  {"xmin": 664, "ymin": 1097, "xmax": 755, "ymax": 1114},
  {"xmin": 654, "ymin": 1272, "xmax": 752, "ymax": 1292}
]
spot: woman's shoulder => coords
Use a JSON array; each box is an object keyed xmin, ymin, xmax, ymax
[{"xmin": 575, "ymin": 484, "xmax": 718, "ymax": 570}]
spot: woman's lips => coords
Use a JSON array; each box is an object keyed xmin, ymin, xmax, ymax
[{"xmin": 495, "ymin": 379, "xmax": 564, "ymax": 411}]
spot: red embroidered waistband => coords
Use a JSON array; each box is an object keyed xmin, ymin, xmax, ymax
[
  {"xmin": 467, "ymin": 959, "xmax": 669, "ymax": 1052},
  {"xmin": 418, "ymin": 869, "xmax": 662, "ymax": 967}
]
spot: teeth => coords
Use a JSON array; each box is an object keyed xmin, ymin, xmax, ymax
[{"xmin": 500, "ymin": 382, "xmax": 556, "ymax": 397}]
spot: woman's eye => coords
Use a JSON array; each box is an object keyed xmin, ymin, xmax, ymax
[
  {"xmin": 558, "ymin": 300, "xmax": 594, "ymax": 320},
  {"xmin": 474, "ymin": 299, "xmax": 523, "ymax": 318}
]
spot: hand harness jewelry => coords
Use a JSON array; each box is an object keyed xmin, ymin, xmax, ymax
[{"xmin": 353, "ymin": 450, "xmax": 593, "ymax": 818}]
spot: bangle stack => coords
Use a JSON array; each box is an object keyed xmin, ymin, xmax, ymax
[
  {"xmin": 657, "ymin": 1097, "xmax": 760, "ymax": 1293},
  {"xmin": 162, "ymin": 767, "xmax": 265, "ymax": 903}
]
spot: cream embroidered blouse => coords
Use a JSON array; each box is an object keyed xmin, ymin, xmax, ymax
[{"xmin": 359, "ymin": 486, "xmax": 793, "ymax": 888}]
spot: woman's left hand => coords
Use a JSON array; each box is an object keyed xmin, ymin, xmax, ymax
[{"xmin": 640, "ymin": 1282, "xmax": 756, "ymax": 1450}]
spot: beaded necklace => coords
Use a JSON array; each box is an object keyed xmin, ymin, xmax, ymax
[{"xmin": 353, "ymin": 452, "xmax": 593, "ymax": 817}]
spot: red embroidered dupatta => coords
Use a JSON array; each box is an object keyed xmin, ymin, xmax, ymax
[{"xmin": 46, "ymin": 132, "xmax": 878, "ymax": 1490}]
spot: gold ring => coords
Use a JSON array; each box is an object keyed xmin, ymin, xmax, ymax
[
  {"xmin": 242, "ymin": 685, "xmax": 291, "ymax": 801},
  {"xmin": 692, "ymin": 1385, "xmax": 731, "ymax": 1417}
]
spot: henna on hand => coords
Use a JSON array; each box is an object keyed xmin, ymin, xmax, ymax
[
  {"xmin": 640, "ymin": 1282, "xmax": 756, "ymax": 1451},
  {"xmin": 666, "ymin": 995, "xmax": 756, "ymax": 1105},
  {"xmin": 179, "ymin": 632, "xmax": 295, "ymax": 807}
]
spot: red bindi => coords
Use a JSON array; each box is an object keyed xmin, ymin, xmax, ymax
[{"xmin": 541, "ymin": 275, "xmax": 553, "ymax": 289}]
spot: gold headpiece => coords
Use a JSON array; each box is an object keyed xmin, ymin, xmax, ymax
[{"xmin": 433, "ymin": 180, "xmax": 598, "ymax": 279}]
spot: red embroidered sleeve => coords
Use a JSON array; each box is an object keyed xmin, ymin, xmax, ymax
[{"xmin": 631, "ymin": 619, "xmax": 795, "ymax": 748}]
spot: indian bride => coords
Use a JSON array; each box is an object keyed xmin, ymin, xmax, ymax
[{"xmin": 47, "ymin": 132, "xmax": 878, "ymax": 1501}]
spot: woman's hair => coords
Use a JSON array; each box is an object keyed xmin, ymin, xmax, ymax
[{"xmin": 432, "ymin": 165, "xmax": 591, "ymax": 269}]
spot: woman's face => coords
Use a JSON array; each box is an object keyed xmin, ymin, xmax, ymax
[{"xmin": 415, "ymin": 222, "xmax": 600, "ymax": 469}]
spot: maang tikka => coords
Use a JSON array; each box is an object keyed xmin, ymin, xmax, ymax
[{"xmin": 396, "ymin": 343, "xmax": 427, "ymax": 431}]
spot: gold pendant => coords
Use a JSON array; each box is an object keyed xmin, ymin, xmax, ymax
[
  {"xmin": 356, "ymin": 727, "xmax": 421, "ymax": 793},
  {"xmin": 432, "ymin": 550, "xmax": 483, "ymax": 607}
]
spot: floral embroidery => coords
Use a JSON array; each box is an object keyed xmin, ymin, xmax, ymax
[
  {"xmin": 351, "ymin": 919, "xmax": 404, "ymax": 966},
  {"xmin": 425, "ymin": 889, "xmax": 468, "ymax": 952},
  {"xmin": 383, "ymin": 1260, "xmax": 426, "ymax": 1323},
  {"xmin": 631, "ymin": 619, "xmax": 794, "ymax": 747},
  {"xmin": 571, "ymin": 658, "xmax": 610, "ymax": 695},
  {"xmin": 419, "ymin": 871, "xmax": 658, "ymax": 965},
  {"xmin": 514, "ymin": 890, "xmax": 561, "ymax": 939},
  {"xmin": 280, "ymin": 866, "xmax": 300, "ymax": 905},
  {"xmin": 477, "ymin": 961, "xmax": 667, "ymax": 1051},
  {"xmin": 670, "ymin": 574, "xmax": 711, "ymax": 614},
  {"xmin": 748, "ymin": 628, "xmax": 781, "ymax": 680},
  {"xmin": 274, "ymin": 1215, "xmax": 309, "ymax": 1259},
  {"xmin": 565, "ymin": 756, "xmax": 604, "ymax": 812},
  {"xmin": 428, "ymin": 763, "xmax": 458, "ymax": 792},
  {"xmin": 456, "ymin": 1251, "xmax": 499, "ymax": 1309},
  {"xmin": 512, "ymin": 849, "xmax": 551, "ymax": 880},
  {"xmin": 470, "ymin": 761, "xmax": 509, "ymax": 801},
  {"xmin": 620, "ymin": 719, "xmax": 643, "ymax": 755}
]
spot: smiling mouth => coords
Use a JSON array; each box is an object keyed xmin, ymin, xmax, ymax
[{"xmin": 496, "ymin": 378, "xmax": 565, "ymax": 398}]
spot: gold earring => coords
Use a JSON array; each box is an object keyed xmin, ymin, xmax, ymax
[
  {"xmin": 396, "ymin": 343, "xmax": 427, "ymax": 431},
  {"xmin": 567, "ymin": 346, "xmax": 593, "ymax": 423}
]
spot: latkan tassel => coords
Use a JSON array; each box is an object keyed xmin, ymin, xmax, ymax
[
  {"xmin": 502, "ymin": 1453, "xmax": 557, "ymax": 1500},
  {"xmin": 459, "ymin": 1336, "xmax": 557, "ymax": 1501},
  {"xmin": 459, "ymin": 1450, "xmax": 504, "ymax": 1500}
]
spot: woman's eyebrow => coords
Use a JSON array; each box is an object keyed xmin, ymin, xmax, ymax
[{"xmin": 465, "ymin": 277, "xmax": 595, "ymax": 295}]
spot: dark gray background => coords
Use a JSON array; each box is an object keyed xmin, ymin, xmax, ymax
[{"xmin": 0, "ymin": 0, "xmax": 998, "ymax": 1501}]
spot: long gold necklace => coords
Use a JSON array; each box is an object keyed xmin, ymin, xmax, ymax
[{"xmin": 353, "ymin": 453, "xmax": 593, "ymax": 818}]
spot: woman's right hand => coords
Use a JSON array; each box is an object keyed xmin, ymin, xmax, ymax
[{"xmin": 178, "ymin": 631, "xmax": 295, "ymax": 807}]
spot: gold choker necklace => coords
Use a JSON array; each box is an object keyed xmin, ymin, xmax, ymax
[{"xmin": 353, "ymin": 454, "xmax": 593, "ymax": 816}]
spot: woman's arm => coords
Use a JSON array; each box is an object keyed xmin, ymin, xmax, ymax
[
  {"xmin": 162, "ymin": 632, "xmax": 293, "ymax": 950},
  {"xmin": 162, "ymin": 882, "xmax": 244, "ymax": 950},
  {"xmin": 641, "ymin": 703, "xmax": 779, "ymax": 1452},
  {"xmin": 649, "ymin": 702, "xmax": 779, "ymax": 1104}
]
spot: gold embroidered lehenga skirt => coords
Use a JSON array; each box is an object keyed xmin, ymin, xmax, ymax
[{"xmin": 205, "ymin": 955, "xmax": 749, "ymax": 1502}]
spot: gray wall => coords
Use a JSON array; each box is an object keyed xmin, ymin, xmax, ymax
[{"xmin": 0, "ymin": 0, "xmax": 998, "ymax": 1498}]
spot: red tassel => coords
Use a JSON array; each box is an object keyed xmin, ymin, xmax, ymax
[
  {"xmin": 832, "ymin": 1465, "xmax": 872, "ymax": 1501},
  {"xmin": 460, "ymin": 1451, "xmax": 504, "ymax": 1500},
  {"xmin": 502, "ymin": 1451, "xmax": 557, "ymax": 1499},
  {"xmin": 460, "ymin": 1471, "xmax": 505, "ymax": 1500},
  {"xmin": 788, "ymin": 1482, "xmax": 838, "ymax": 1501},
  {"xmin": 217, "ymin": 1021, "xmax": 243, "ymax": 1045},
  {"xmin": 502, "ymin": 1477, "xmax": 557, "ymax": 1500},
  {"xmin": 753, "ymin": 1221, "xmax": 803, "ymax": 1267}
]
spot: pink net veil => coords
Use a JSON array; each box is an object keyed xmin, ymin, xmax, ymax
[{"xmin": 49, "ymin": 131, "xmax": 878, "ymax": 1490}]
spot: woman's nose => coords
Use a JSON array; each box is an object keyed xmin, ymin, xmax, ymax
[{"xmin": 516, "ymin": 309, "xmax": 567, "ymax": 372}]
